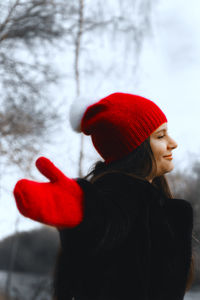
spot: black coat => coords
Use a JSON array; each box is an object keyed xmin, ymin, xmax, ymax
[{"xmin": 55, "ymin": 172, "xmax": 193, "ymax": 300}]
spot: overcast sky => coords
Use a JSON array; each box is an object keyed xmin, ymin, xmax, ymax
[{"xmin": 1, "ymin": 0, "xmax": 200, "ymax": 240}]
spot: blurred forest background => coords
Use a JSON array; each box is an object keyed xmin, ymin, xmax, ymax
[{"xmin": 0, "ymin": 0, "xmax": 200, "ymax": 299}]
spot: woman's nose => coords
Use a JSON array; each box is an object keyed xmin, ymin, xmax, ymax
[{"xmin": 168, "ymin": 137, "xmax": 178, "ymax": 150}]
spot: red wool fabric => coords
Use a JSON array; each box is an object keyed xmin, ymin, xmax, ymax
[
  {"xmin": 13, "ymin": 157, "xmax": 84, "ymax": 228},
  {"xmin": 81, "ymin": 92, "xmax": 167, "ymax": 164}
]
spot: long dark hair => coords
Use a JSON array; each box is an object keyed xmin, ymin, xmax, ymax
[{"xmin": 84, "ymin": 136, "xmax": 194, "ymax": 292}]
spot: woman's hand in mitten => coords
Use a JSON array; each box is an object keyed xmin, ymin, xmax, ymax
[{"xmin": 13, "ymin": 157, "xmax": 84, "ymax": 228}]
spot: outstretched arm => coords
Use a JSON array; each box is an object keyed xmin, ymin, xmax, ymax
[{"xmin": 13, "ymin": 157, "xmax": 84, "ymax": 228}]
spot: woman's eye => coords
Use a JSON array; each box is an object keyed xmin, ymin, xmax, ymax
[{"xmin": 158, "ymin": 135, "xmax": 164, "ymax": 139}]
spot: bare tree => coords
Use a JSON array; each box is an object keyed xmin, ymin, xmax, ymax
[
  {"xmin": 73, "ymin": 0, "xmax": 85, "ymax": 178},
  {"xmin": 0, "ymin": 0, "xmax": 76, "ymax": 172}
]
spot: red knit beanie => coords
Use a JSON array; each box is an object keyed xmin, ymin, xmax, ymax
[{"xmin": 71, "ymin": 92, "xmax": 167, "ymax": 164}]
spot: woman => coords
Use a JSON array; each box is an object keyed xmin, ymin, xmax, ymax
[{"xmin": 13, "ymin": 92, "xmax": 194, "ymax": 300}]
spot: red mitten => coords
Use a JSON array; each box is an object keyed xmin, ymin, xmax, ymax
[{"xmin": 13, "ymin": 157, "xmax": 84, "ymax": 228}]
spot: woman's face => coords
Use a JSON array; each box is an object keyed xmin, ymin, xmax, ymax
[{"xmin": 150, "ymin": 122, "xmax": 178, "ymax": 179}]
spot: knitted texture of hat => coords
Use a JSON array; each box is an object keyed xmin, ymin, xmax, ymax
[{"xmin": 80, "ymin": 92, "xmax": 167, "ymax": 164}]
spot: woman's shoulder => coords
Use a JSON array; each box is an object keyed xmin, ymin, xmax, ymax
[
  {"xmin": 92, "ymin": 172, "xmax": 160, "ymax": 198},
  {"xmin": 77, "ymin": 172, "xmax": 161, "ymax": 205},
  {"xmin": 166, "ymin": 197, "xmax": 193, "ymax": 210},
  {"xmin": 92, "ymin": 172, "xmax": 150, "ymax": 188}
]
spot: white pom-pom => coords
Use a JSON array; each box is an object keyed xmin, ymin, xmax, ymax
[{"xmin": 69, "ymin": 95, "xmax": 99, "ymax": 132}]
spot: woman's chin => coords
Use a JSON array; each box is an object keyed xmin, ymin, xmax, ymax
[
  {"xmin": 156, "ymin": 163, "xmax": 174, "ymax": 176},
  {"xmin": 164, "ymin": 164, "xmax": 174, "ymax": 175}
]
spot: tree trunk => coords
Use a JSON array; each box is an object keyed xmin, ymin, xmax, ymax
[{"xmin": 74, "ymin": 0, "xmax": 84, "ymax": 177}]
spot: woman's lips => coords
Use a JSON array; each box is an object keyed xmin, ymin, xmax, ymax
[{"xmin": 164, "ymin": 155, "xmax": 173, "ymax": 160}]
